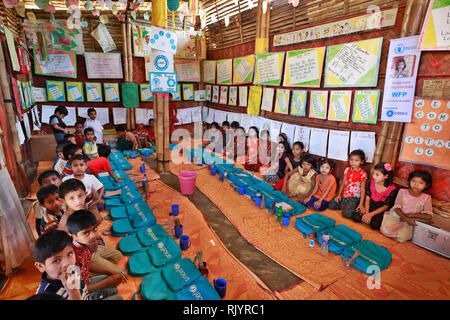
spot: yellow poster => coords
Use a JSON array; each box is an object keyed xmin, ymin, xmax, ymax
[
  {"xmin": 233, "ymin": 55, "xmax": 255, "ymax": 84},
  {"xmin": 247, "ymin": 86, "xmax": 262, "ymax": 116},
  {"xmin": 309, "ymin": 91, "xmax": 328, "ymax": 119},
  {"xmin": 418, "ymin": 0, "xmax": 450, "ymax": 50},
  {"xmin": 283, "ymin": 47, "xmax": 325, "ymax": 87},
  {"xmin": 254, "ymin": 52, "xmax": 285, "ymax": 86},
  {"xmin": 328, "ymin": 91, "xmax": 352, "ymax": 122},
  {"xmin": 274, "ymin": 89, "xmax": 290, "ymax": 114}
]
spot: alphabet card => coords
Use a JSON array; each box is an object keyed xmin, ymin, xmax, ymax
[
  {"xmin": 328, "ymin": 91, "xmax": 352, "ymax": 121},
  {"xmin": 290, "ymin": 90, "xmax": 307, "ymax": 117},
  {"xmin": 219, "ymin": 86, "xmax": 228, "ymax": 104},
  {"xmin": 86, "ymin": 82, "xmax": 102, "ymax": 102},
  {"xmin": 309, "ymin": 91, "xmax": 328, "ymax": 119},
  {"xmin": 66, "ymin": 82, "xmax": 84, "ymax": 102},
  {"xmin": 352, "ymin": 90, "xmax": 380, "ymax": 124},
  {"xmin": 274, "ymin": 89, "xmax": 290, "ymax": 114},
  {"xmin": 46, "ymin": 80, "xmax": 65, "ymax": 101}
]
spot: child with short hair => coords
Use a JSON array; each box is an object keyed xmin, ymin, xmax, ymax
[
  {"xmin": 329, "ymin": 149, "xmax": 368, "ymax": 218},
  {"xmin": 58, "ymin": 178, "xmax": 91, "ymax": 231},
  {"xmin": 284, "ymin": 154, "xmax": 317, "ymax": 202},
  {"xmin": 53, "ymin": 141, "xmax": 71, "ymax": 175},
  {"xmin": 64, "ymin": 133, "xmax": 76, "ymax": 145},
  {"xmin": 380, "ymin": 170, "xmax": 432, "ymax": 243},
  {"xmin": 352, "ymin": 162, "xmax": 398, "ymax": 230},
  {"xmin": 84, "ymin": 108, "xmax": 104, "ymax": 144},
  {"xmin": 34, "ymin": 230, "xmax": 90, "ymax": 300},
  {"xmin": 146, "ymin": 119, "xmax": 155, "ymax": 146},
  {"xmin": 134, "ymin": 122, "xmax": 152, "ymax": 148},
  {"xmin": 67, "ymin": 210, "xmax": 125, "ymax": 300},
  {"xmin": 278, "ymin": 133, "xmax": 288, "ymax": 143},
  {"xmin": 116, "ymin": 125, "xmax": 138, "ymax": 151},
  {"xmin": 87, "ymin": 144, "xmax": 124, "ymax": 183},
  {"xmin": 49, "ymin": 106, "xmax": 69, "ymax": 143},
  {"xmin": 37, "ymin": 184, "xmax": 64, "ymax": 233},
  {"xmin": 304, "ymin": 158, "xmax": 337, "ymax": 211},
  {"xmin": 62, "ymin": 143, "xmax": 83, "ymax": 177},
  {"xmin": 74, "ymin": 122, "xmax": 85, "ymax": 147},
  {"xmin": 83, "ymin": 127, "xmax": 99, "ymax": 160}
]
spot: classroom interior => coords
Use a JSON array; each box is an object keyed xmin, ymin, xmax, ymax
[{"xmin": 0, "ymin": 0, "xmax": 449, "ymax": 301}]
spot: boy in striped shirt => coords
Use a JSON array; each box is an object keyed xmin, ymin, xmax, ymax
[
  {"xmin": 83, "ymin": 127, "xmax": 99, "ymax": 160},
  {"xmin": 37, "ymin": 184, "xmax": 64, "ymax": 233}
]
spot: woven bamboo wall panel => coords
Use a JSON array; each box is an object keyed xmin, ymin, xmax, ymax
[{"xmin": 0, "ymin": 4, "xmax": 24, "ymax": 39}]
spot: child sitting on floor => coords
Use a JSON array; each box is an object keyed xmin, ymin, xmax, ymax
[
  {"xmin": 380, "ymin": 170, "xmax": 432, "ymax": 243},
  {"xmin": 74, "ymin": 122, "xmax": 85, "ymax": 147},
  {"xmin": 62, "ymin": 144, "xmax": 83, "ymax": 177},
  {"xmin": 116, "ymin": 125, "xmax": 138, "ymax": 151},
  {"xmin": 83, "ymin": 127, "xmax": 99, "ymax": 160},
  {"xmin": 34, "ymin": 230, "xmax": 90, "ymax": 300},
  {"xmin": 86, "ymin": 144, "xmax": 124, "ymax": 184},
  {"xmin": 283, "ymin": 154, "xmax": 317, "ymax": 202},
  {"xmin": 328, "ymin": 149, "xmax": 368, "ymax": 218},
  {"xmin": 64, "ymin": 133, "xmax": 76, "ymax": 145},
  {"xmin": 147, "ymin": 119, "xmax": 155, "ymax": 146},
  {"xmin": 243, "ymin": 126, "xmax": 261, "ymax": 172},
  {"xmin": 67, "ymin": 210, "xmax": 126, "ymax": 300},
  {"xmin": 37, "ymin": 184, "xmax": 64, "ymax": 233},
  {"xmin": 274, "ymin": 141, "xmax": 304, "ymax": 190},
  {"xmin": 352, "ymin": 162, "xmax": 398, "ymax": 230},
  {"xmin": 53, "ymin": 141, "xmax": 71, "ymax": 175},
  {"xmin": 134, "ymin": 122, "xmax": 152, "ymax": 148},
  {"xmin": 304, "ymin": 158, "xmax": 337, "ymax": 211},
  {"xmin": 261, "ymin": 140, "xmax": 290, "ymax": 184}
]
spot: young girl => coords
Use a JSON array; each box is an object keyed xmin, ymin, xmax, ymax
[
  {"xmin": 352, "ymin": 162, "xmax": 398, "ymax": 230},
  {"xmin": 234, "ymin": 127, "xmax": 247, "ymax": 163},
  {"xmin": 244, "ymin": 126, "xmax": 261, "ymax": 172},
  {"xmin": 261, "ymin": 140, "xmax": 290, "ymax": 184},
  {"xmin": 74, "ymin": 122, "xmax": 85, "ymax": 147},
  {"xmin": 380, "ymin": 170, "xmax": 433, "ymax": 243},
  {"xmin": 278, "ymin": 133, "xmax": 288, "ymax": 143},
  {"xmin": 284, "ymin": 154, "xmax": 317, "ymax": 202},
  {"xmin": 304, "ymin": 158, "xmax": 337, "ymax": 211},
  {"xmin": 329, "ymin": 149, "xmax": 368, "ymax": 218},
  {"xmin": 258, "ymin": 130, "xmax": 274, "ymax": 169},
  {"xmin": 274, "ymin": 141, "xmax": 303, "ymax": 190}
]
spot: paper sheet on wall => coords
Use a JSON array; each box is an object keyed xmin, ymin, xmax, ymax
[
  {"xmin": 217, "ymin": 59, "xmax": 232, "ymax": 84},
  {"xmin": 269, "ymin": 120, "xmax": 283, "ymax": 142},
  {"xmin": 41, "ymin": 105, "xmax": 76, "ymax": 126},
  {"xmin": 295, "ymin": 126, "xmax": 311, "ymax": 151},
  {"xmin": 227, "ymin": 112, "xmax": 243, "ymax": 126},
  {"xmin": 206, "ymin": 107, "xmax": 215, "ymax": 124},
  {"xmin": 22, "ymin": 112, "xmax": 31, "ymax": 139},
  {"xmin": 191, "ymin": 106, "xmax": 202, "ymax": 123},
  {"xmin": 219, "ymin": 87, "xmax": 228, "ymax": 104},
  {"xmin": 283, "ymin": 48, "xmax": 324, "ymax": 87},
  {"xmin": 16, "ymin": 116, "xmax": 25, "ymax": 145},
  {"xmin": 282, "ymin": 123, "xmax": 297, "ymax": 144},
  {"xmin": 32, "ymin": 87, "xmax": 47, "ymax": 102},
  {"xmin": 177, "ymin": 108, "xmax": 192, "ymax": 125},
  {"xmin": 239, "ymin": 86, "xmax": 248, "ymax": 107},
  {"xmin": 213, "ymin": 109, "xmax": 227, "ymax": 125},
  {"xmin": 309, "ymin": 91, "xmax": 328, "ymax": 119},
  {"xmin": 240, "ymin": 114, "xmax": 252, "ymax": 133},
  {"xmin": 290, "ymin": 90, "xmax": 307, "ymax": 116},
  {"xmin": 212, "ymin": 86, "xmax": 220, "ymax": 103},
  {"xmin": 350, "ymin": 131, "xmax": 376, "ymax": 163},
  {"xmin": 250, "ymin": 116, "xmax": 264, "ymax": 131},
  {"xmin": 87, "ymin": 86, "xmax": 101, "ymax": 101},
  {"xmin": 309, "ymin": 128, "xmax": 329, "ymax": 157},
  {"xmin": 91, "ymin": 22, "xmax": 117, "ymax": 53},
  {"xmin": 113, "ymin": 107, "xmax": 127, "ymax": 125},
  {"xmin": 202, "ymin": 107, "xmax": 210, "ymax": 123},
  {"xmin": 228, "ymin": 87, "xmax": 237, "ymax": 106},
  {"xmin": 261, "ymin": 88, "xmax": 274, "ymax": 112},
  {"xmin": 255, "ymin": 53, "xmax": 282, "ymax": 85},
  {"xmin": 247, "ymin": 86, "xmax": 262, "ymax": 116},
  {"xmin": 31, "ymin": 106, "xmax": 41, "ymax": 130},
  {"xmin": 275, "ymin": 89, "xmax": 290, "ymax": 114},
  {"xmin": 78, "ymin": 107, "xmax": 109, "ymax": 125},
  {"xmin": 352, "ymin": 90, "xmax": 380, "ymax": 124},
  {"xmin": 37, "ymin": 52, "xmax": 75, "ymax": 75},
  {"xmin": 234, "ymin": 57, "xmax": 253, "ymax": 83},
  {"xmin": 327, "ymin": 130, "xmax": 350, "ymax": 161},
  {"xmin": 203, "ymin": 60, "xmax": 216, "ymax": 83},
  {"xmin": 175, "ymin": 60, "xmax": 200, "ymax": 82},
  {"xmin": 329, "ymin": 91, "xmax": 351, "ymax": 121},
  {"xmin": 68, "ymin": 85, "xmax": 82, "ymax": 101},
  {"xmin": 48, "ymin": 85, "xmax": 64, "ymax": 101},
  {"xmin": 148, "ymin": 26, "xmax": 178, "ymax": 54},
  {"xmin": 5, "ymin": 27, "xmax": 20, "ymax": 71},
  {"xmin": 105, "ymin": 87, "xmax": 119, "ymax": 101}
]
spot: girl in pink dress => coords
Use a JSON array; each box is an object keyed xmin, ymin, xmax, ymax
[{"xmin": 380, "ymin": 170, "xmax": 433, "ymax": 243}]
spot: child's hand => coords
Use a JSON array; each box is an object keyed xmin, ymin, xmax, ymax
[
  {"xmin": 313, "ymin": 199, "xmax": 322, "ymax": 209},
  {"xmin": 304, "ymin": 196, "xmax": 312, "ymax": 203},
  {"xmin": 357, "ymin": 204, "xmax": 365, "ymax": 214},
  {"xmin": 406, "ymin": 217, "xmax": 417, "ymax": 226},
  {"xmin": 334, "ymin": 195, "xmax": 342, "ymax": 202},
  {"xmin": 106, "ymin": 273, "xmax": 128, "ymax": 287},
  {"xmin": 361, "ymin": 213, "xmax": 373, "ymax": 224},
  {"xmin": 118, "ymin": 177, "xmax": 124, "ymax": 182}
]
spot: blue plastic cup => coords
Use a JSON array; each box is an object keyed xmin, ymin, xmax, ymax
[
  {"xmin": 198, "ymin": 160, "xmax": 203, "ymax": 166},
  {"xmin": 145, "ymin": 150, "xmax": 150, "ymax": 157},
  {"xmin": 174, "ymin": 224, "xmax": 183, "ymax": 238},
  {"xmin": 219, "ymin": 171, "xmax": 223, "ymax": 180},
  {"xmin": 140, "ymin": 165, "xmax": 146, "ymax": 173},
  {"xmin": 239, "ymin": 185, "xmax": 245, "ymax": 195},
  {"xmin": 213, "ymin": 278, "xmax": 227, "ymax": 299},
  {"xmin": 211, "ymin": 167, "xmax": 217, "ymax": 176},
  {"xmin": 255, "ymin": 197, "xmax": 262, "ymax": 206},
  {"xmin": 179, "ymin": 235, "xmax": 191, "ymax": 250},
  {"xmin": 282, "ymin": 214, "xmax": 290, "ymax": 226},
  {"xmin": 172, "ymin": 204, "xmax": 179, "ymax": 216}
]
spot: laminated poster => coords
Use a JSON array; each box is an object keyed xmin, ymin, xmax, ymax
[
  {"xmin": 34, "ymin": 48, "xmax": 77, "ymax": 78},
  {"xmin": 216, "ymin": 59, "xmax": 233, "ymax": 84},
  {"xmin": 352, "ymin": 90, "xmax": 380, "ymax": 124},
  {"xmin": 104, "ymin": 83, "xmax": 120, "ymax": 102},
  {"xmin": 283, "ymin": 47, "xmax": 325, "ymax": 87},
  {"xmin": 309, "ymin": 91, "xmax": 328, "ymax": 119},
  {"xmin": 418, "ymin": 0, "xmax": 450, "ymax": 51},
  {"xmin": 290, "ymin": 90, "xmax": 307, "ymax": 117},
  {"xmin": 182, "ymin": 84, "xmax": 194, "ymax": 100},
  {"xmin": 175, "ymin": 60, "xmax": 200, "ymax": 82},
  {"xmin": 205, "ymin": 85, "xmax": 212, "ymax": 102},
  {"xmin": 66, "ymin": 82, "xmax": 84, "ymax": 102},
  {"xmin": 212, "ymin": 85, "xmax": 220, "ymax": 103},
  {"xmin": 194, "ymin": 90, "xmax": 205, "ymax": 102},
  {"xmin": 203, "ymin": 60, "xmax": 216, "ymax": 84},
  {"xmin": 328, "ymin": 91, "xmax": 352, "ymax": 122},
  {"xmin": 261, "ymin": 87, "xmax": 275, "ymax": 112},
  {"xmin": 85, "ymin": 82, "xmax": 103, "ymax": 102},
  {"xmin": 233, "ymin": 55, "xmax": 255, "ymax": 84},
  {"xmin": 228, "ymin": 86, "xmax": 237, "ymax": 106},
  {"xmin": 140, "ymin": 84, "xmax": 153, "ymax": 101},
  {"xmin": 171, "ymin": 84, "xmax": 182, "ymax": 101},
  {"xmin": 219, "ymin": 86, "xmax": 228, "ymax": 105},
  {"xmin": 274, "ymin": 89, "xmax": 290, "ymax": 114},
  {"xmin": 254, "ymin": 52, "xmax": 285, "ymax": 86},
  {"xmin": 46, "ymin": 81, "xmax": 65, "ymax": 101},
  {"xmin": 85, "ymin": 52, "xmax": 123, "ymax": 79},
  {"xmin": 239, "ymin": 86, "xmax": 248, "ymax": 107}
]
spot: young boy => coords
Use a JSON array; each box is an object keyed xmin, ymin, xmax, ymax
[
  {"xmin": 36, "ymin": 184, "xmax": 64, "ymax": 233},
  {"xmin": 84, "ymin": 108, "xmax": 104, "ymax": 144},
  {"xmin": 83, "ymin": 127, "xmax": 99, "ymax": 160},
  {"xmin": 146, "ymin": 119, "xmax": 155, "ymax": 146},
  {"xmin": 53, "ymin": 141, "xmax": 71, "ymax": 174},
  {"xmin": 134, "ymin": 123, "xmax": 151, "ymax": 148},
  {"xmin": 86, "ymin": 144, "xmax": 123, "ymax": 183},
  {"xmin": 49, "ymin": 106, "xmax": 69, "ymax": 143},
  {"xmin": 62, "ymin": 143, "xmax": 83, "ymax": 177},
  {"xmin": 34, "ymin": 230, "xmax": 90, "ymax": 300},
  {"xmin": 67, "ymin": 210, "xmax": 125, "ymax": 300},
  {"xmin": 64, "ymin": 133, "xmax": 76, "ymax": 145},
  {"xmin": 116, "ymin": 125, "xmax": 138, "ymax": 151},
  {"xmin": 74, "ymin": 122, "xmax": 85, "ymax": 147}
]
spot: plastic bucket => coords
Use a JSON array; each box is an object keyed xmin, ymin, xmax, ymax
[{"xmin": 178, "ymin": 171, "xmax": 198, "ymax": 195}]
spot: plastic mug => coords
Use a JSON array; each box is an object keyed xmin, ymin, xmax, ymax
[
  {"xmin": 211, "ymin": 167, "xmax": 217, "ymax": 176},
  {"xmin": 254, "ymin": 197, "xmax": 262, "ymax": 206},
  {"xmin": 282, "ymin": 214, "xmax": 290, "ymax": 226},
  {"xmin": 219, "ymin": 172, "xmax": 223, "ymax": 180},
  {"xmin": 145, "ymin": 150, "xmax": 150, "ymax": 157},
  {"xmin": 172, "ymin": 204, "xmax": 179, "ymax": 216},
  {"xmin": 140, "ymin": 165, "xmax": 146, "ymax": 173},
  {"xmin": 179, "ymin": 235, "xmax": 191, "ymax": 250},
  {"xmin": 174, "ymin": 224, "xmax": 183, "ymax": 239},
  {"xmin": 239, "ymin": 185, "xmax": 245, "ymax": 195},
  {"xmin": 213, "ymin": 278, "xmax": 227, "ymax": 299}
]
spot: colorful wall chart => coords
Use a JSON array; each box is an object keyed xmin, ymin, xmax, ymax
[
  {"xmin": 175, "ymin": 60, "xmax": 201, "ymax": 82},
  {"xmin": 328, "ymin": 91, "xmax": 352, "ymax": 122},
  {"xmin": 229, "ymin": 86, "xmax": 238, "ymax": 106},
  {"xmin": 85, "ymin": 82, "xmax": 102, "ymax": 102},
  {"xmin": 399, "ymin": 98, "xmax": 450, "ymax": 169},
  {"xmin": 219, "ymin": 86, "xmax": 228, "ymax": 104},
  {"xmin": 34, "ymin": 48, "xmax": 77, "ymax": 78},
  {"xmin": 46, "ymin": 80, "xmax": 65, "ymax": 101},
  {"xmin": 254, "ymin": 52, "xmax": 285, "ymax": 86},
  {"xmin": 283, "ymin": 47, "xmax": 325, "ymax": 87},
  {"xmin": 104, "ymin": 83, "xmax": 120, "ymax": 102},
  {"xmin": 233, "ymin": 55, "xmax": 255, "ymax": 84},
  {"xmin": 132, "ymin": 24, "xmax": 152, "ymax": 57},
  {"xmin": 51, "ymin": 20, "xmax": 85, "ymax": 54},
  {"xmin": 247, "ymin": 86, "xmax": 262, "ymax": 116},
  {"xmin": 66, "ymin": 82, "xmax": 84, "ymax": 102},
  {"xmin": 274, "ymin": 89, "xmax": 290, "ymax": 114},
  {"xmin": 352, "ymin": 90, "xmax": 380, "ymax": 124},
  {"xmin": 239, "ymin": 86, "xmax": 248, "ymax": 107},
  {"xmin": 216, "ymin": 59, "xmax": 233, "ymax": 84},
  {"xmin": 140, "ymin": 84, "xmax": 153, "ymax": 102},
  {"xmin": 182, "ymin": 84, "xmax": 194, "ymax": 100},
  {"xmin": 203, "ymin": 60, "xmax": 216, "ymax": 84},
  {"xmin": 324, "ymin": 37, "xmax": 383, "ymax": 87},
  {"xmin": 171, "ymin": 84, "xmax": 182, "ymax": 101},
  {"xmin": 309, "ymin": 91, "xmax": 328, "ymax": 119},
  {"xmin": 290, "ymin": 90, "xmax": 307, "ymax": 117},
  {"xmin": 418, "ymin": 0, "xmax": 450, "ymax": 51}
]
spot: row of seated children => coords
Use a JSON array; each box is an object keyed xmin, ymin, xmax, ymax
[{"xmin": 203, "ymin": 121, "xmax": 434, "ymax": 244}]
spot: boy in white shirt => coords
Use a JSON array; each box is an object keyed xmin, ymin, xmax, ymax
[{"xmin": 84, "ymin": 108, "xmax": 104, "ymax": 144}]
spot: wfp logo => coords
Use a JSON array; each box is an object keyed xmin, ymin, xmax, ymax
[{"xmin": 394, "ymin": 43, "xmax": 405, "ymax": 54}]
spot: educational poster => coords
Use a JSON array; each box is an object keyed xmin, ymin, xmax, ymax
[
  {"xmin": 41, "ymin": 105, "xmax": 77, "ymax": 126},
  {"xmin": 205, "ymin": 85, "xmax": 212, "ymax": 101},
  {"xmin": 17, "ymin": 81, "xmax": 25, "ymax": 109},
  {"xmin": 195, "ymin": 90, "xmax": 206, "ymax": 102},
  {"xmin": 34, "ymin": 49, "xmax": 77, "ymax": 78},
  {"xmin": 145, "ymin": 56, "xmax": 151, "ymax": 81},
  {"xmin": 174, "ymin": 30, "xmax": 197, "ymax": 59},
  {"xmin": 399, "ymin": 98, "xmax": 450, "ymax": 169},
  {"xmin": 51, "ymin": 20, "xmax": 85, "ymax": 54},
  {"xmin": 327, "ymin": 130, "xmax": 350, "ymax": 161},
  {"xmin": 282, "ymin": 123, "xmax": 297, "ymax": 144},
  {"xmin": 247, "ymin": 86, "xmax": 262, "ymax": 116},
  {"xmin": 295, "ymin": 125, "xmax": 311, "ymax": 151},
  {"xmin": 132, "ymin": 24, "xmax": 152, "ymax": 57},
  {"xmin": 175, "ymin": 60, "xmax": 201, "ymax": 82},
  {"xmin": 254, "ymin": 52, "xmax": 285, "ymax": 86},
  {"xmin": 46, "ymin": 81, "xmax": 65, "ymax": 101},
  {"xmin": 290, "ymin": 90, "xmax": 307, "ymax": 117},
  {"xmin": 91, "ymin": 22, "xmax": 117, "ymax": 53},
  {"xmin": 182, "ymin": 84, "xmax": 195, "ymax": 100},
  {"xmin": 191, "ymin": 106, "xmax": 202, "ymax": 123},
  {"xmin": 140, "ymin": 84, "xmax": 153, "ymax": 102},
  {"xmin": 350, "ymin": 131, "xmax": 376, "ymax": 163},
  {"xmin": 219, "ymin": 86, "xmax": 228, "ymax": 105},
  {"xmin": 229, "ymin": 86, "xmax": 238, "ymax": 106},
  {"xmin": 261, "ymin": 87, "xmax": 275, "ymax": 112},
  {"xmin": 148, "ymin": 26, "xmax": 178, "ymax": 54},
  {"xmin": 212, "ymin": 85, "xmax": 220, "ymax": 103},
  {"xmin": 85, "ymin": 82, "xmax": 103, "ymax": 102},
  {"xmin": 216, "ymin": 59, "xmax": 233, "ymax": 84},
  {"xmin": 78, "ymin": 107, "xmax": 110, "ymax": 125},
  {"xmin": 233, "ymin": 55, "xmax": 255, "ymax": 84},
  {"xmin": 84, "ymin": 52, "xmax": 123, "ymax": 79},
  {"xmin": 274, "ymin": 89, "xmax": 290, "ymax": 114},
  {"xmin": 113, "ymin": 107, "xmax": 127, "ymax": 125},
  {"xmin": 381, "ymin": 36, "xmax": 422, "ymax": 122},
  {"xmin": 309, "ymin": 91, "xmax": 328, "ymax": 119},
  {"xmin": 239, "ymin": 86, "xmax": 248, "ymax": 107},
  {"xmin": 149, "ymin": 49, "xmax": 174, "ymax": 73},
  {"xmin": 22, "ymin": 82, "xmax": 30, "ymax": 108},
  {"xmin": 104, "ymin": 83, "xmax": 120, "ymax": 102},
  {"xmin": 66, "ymin": 82, "xmax": 84, "ymax": 102},
  {"xmin": 283, "ymin": 47, "xmax": 325, "ymax": 87},
  {"xmin": 269, "ymin": 120, "xmax": 283, "ymax": 142},
  {"xmin": 4, "ymin": 26, "xmax": 20, "ymax": 72},
  {"xmin": 418, "ymin": 0, "xmax": 450, "ymax": 51},
  {"xmin": 171, "ymin": 84, "xmax": 182, "ymax": 101},
  {"xmin": 309, "ymin": 128, "xmax": 329, "ymax": 157},
  {"xmin": 352, "ymin": 90, "xmax": 380, "ymax": 124},
  {"xmin": 328, "ymin": 91, "xmax": 352, "ymax": 122},
  {"xmin": 203, "ymin": 60, "xmax": 216, "ymax": 84},
  {"xmin": 324, "ymin": 37, "xmax": 383, "ymax": 87}
]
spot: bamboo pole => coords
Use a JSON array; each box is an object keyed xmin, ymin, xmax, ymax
[
  {"xmin": 122, "ymin": 22, "xmax": 129, "ymax": 82},
  {"xmin": 163, "ymin": 97, "xmax": 170, "ymax": 172}
]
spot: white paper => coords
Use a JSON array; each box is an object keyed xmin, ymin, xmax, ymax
[
  {"xmin": 105, "ymin": 87, "xmax": 118, "ymax": 101},
  {"xmin": 235, "ymin": 58, "xmax": 252, "ymax": 82},
  {"xmin": 177, "ymin": 109, "xmax": 192, "ymax": 125},
  {"xmin": 16, "ymin": 116, "xmax": 25, "ymax": 145},
  {"xmin": 432, "ymin": 5, "xmax": 450, "ymax": 48},
  {"xmin": 356, "ymin": 95, "xmax": 375, "ymax": 120},
  {"xmin": 37, "ymin": 53, "xmax": 75, "ymax": 74},
  {"xmin": 332, "ymin": 96, "xmax": 348, "ymax": 119},
  {"xmin": 22, "ymin": 112, "xmax": 31, "ymax": 138},
  {"xmin": 206, "ymin": 107, "xmax": 215, "ymax": 124},
  {"xmin": 204, "ymin": 61, "xmax": 215, "ymax": 83},
  {"xmin": 91, "ymin": 22, "xmax": 117, "ymax": 53},
  {"xmin": 31, "ymin": 106, "xmax": 41, "ymax": 130},
  {"xmin": 295, "ymin": 126, "xmax": 310, "ymax": 151},
  {"xmin": 213, "ymin": 109, "xmax": 227, "ymax": 125},
  {"xmin": 250, "ymin": 116, "xmax": 265, "ymax": 132},
  {"xmin": 135, "ymin": 109, "xmax": 149, "ymax": 125},
  {"xmin": 227, "ymin": 112, "xmax": 242, "ymax": 125},
  {"xmin": 149, "ymin": 26, "xmax": 178, "ymax": 54},
  {"xmin": 239, "ymin": 86, "xmax": 248, "ymax": 107},
  {"xmin": 309, "ymin": 128, "xmax": 329, "ymax": 157},
  {"xmin": 281, "ymin": 123, "xmax": 296, "ymax": 144},
  {"xmin": 240, "ymin": 114, "xmax": 252, "ymax": 133},
  {"xmin": 113, "ymin": 107, "xmax": 127, "ymax": 125},
  {"xmin": 49, "ymin": 85, "xmax": 63, "ymax": 100},
  {"xmin": 68, "ymin": 86, "xmax": 82, "ymax": 100},
  {"xmin": 32, "ymin": 87, "xmax": 47, "ymax": 102},
  {"xmin": 327, "ymin": 130, "xmax": 350, "ymax": 161},
  {"xmin": 217, "ymin": 60, "xmax": 232, "ymax": 84},
  {"xmin": 150, "ymin": 49, "xmax": 174, "ymax": 73},
  {"xmin": 78, "ymin": 107, "xmax": 110, "ymax": 125},
  {"xmin": 350, "ymin": 131, "xmax": 376, "ymax": 163},
  {"xmin": 287, "ymin": 49, "xmax": 319, "ymax": 84},
  {"xmin": 269, "ymin": 120, "xmax": 282, "ymax": 142},
  {"xmin": 191, "ymin": 106, "xmax": 202, "ymax": 123},
  {"xmin": 261, "ymin": 88, "xmax": 274, "ymax": 111},
  {"xmin": 257, "ymin": 54, "xmax": 280, "ymax": 84},
  {"xmin": 41, "ymin": 105, "xmax": 76, "ymax": 126},
  {"xmin": 147, "ymin": 109, "xmax": 154, "ymax": 120}
]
